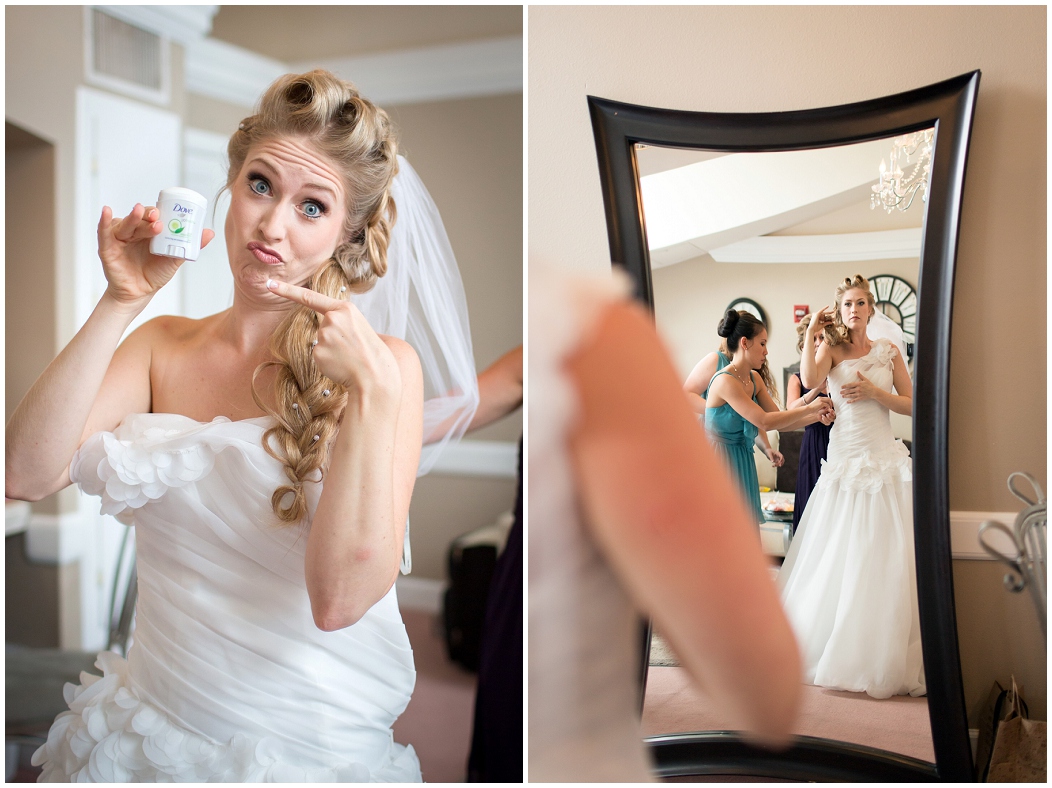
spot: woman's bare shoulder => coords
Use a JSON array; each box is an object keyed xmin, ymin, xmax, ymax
[
  {"xmin": 378, "ymin": 334, "xmax": 419, "ymax": 363},
  {"xmin": 135, "ymin": 312, "xmax": 225, "ymax": 351},
  {"xmin": 378, "ymin": 335, "xmax": 423, "ymax": 390}
]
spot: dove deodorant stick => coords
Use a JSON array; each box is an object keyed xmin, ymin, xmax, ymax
[{"xmin": 150, "ymin": 188, "xmax": 208, "ymax": 261}]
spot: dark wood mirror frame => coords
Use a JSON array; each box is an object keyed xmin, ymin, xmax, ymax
[{"xmin": 588, "ymin": 71, "xmax": 980, "ymax": 782}]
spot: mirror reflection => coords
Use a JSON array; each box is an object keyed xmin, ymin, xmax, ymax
[{"xmin": 637, "ymin": 133, "xmax": 934, "ymax": 761}]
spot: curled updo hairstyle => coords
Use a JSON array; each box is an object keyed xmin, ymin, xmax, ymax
[
  {"xmin": 717, "ymin": 309, "xmax": 777, "ymax": 399},
  {"xmin": 229, "ymin": 70, "xmax": 399, "ymax": 523},
  {"xmin": 825, "ymin": 274, "xmax": 876, "ymax": 347},
  {"xmin": 796, "ymin": 313, "xmax": 814, "ymax": 354}
]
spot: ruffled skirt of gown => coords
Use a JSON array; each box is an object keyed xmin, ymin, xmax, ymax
[
  {"xmin": 779, "ymin": 439, "xmax": 925, "ymax": 699},
  {"xmin": 31, "ymin": 414, "xmax": 421, "ymax": 782}
]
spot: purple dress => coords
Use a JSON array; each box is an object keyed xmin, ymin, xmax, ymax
[{"xmin": 792, "ymin": 373, "xmax": 832, "ymax": 534}]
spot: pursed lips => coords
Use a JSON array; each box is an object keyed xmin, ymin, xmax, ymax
[{"xmin": 248, "ymin": 242, "xmax": 283, "ymax": 265}]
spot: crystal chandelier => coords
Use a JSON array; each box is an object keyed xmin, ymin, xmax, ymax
[{"xmin": 870, "ymin": 129, "xmax": 934, "ymax": 213}]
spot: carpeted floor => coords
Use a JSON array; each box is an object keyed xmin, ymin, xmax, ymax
[
  {"xmin": 394, "ymin": 607, "xmax": 478, "ymax": 782},
  {"xmin": 642, "ymin": 665, "xmax": 935, "ymax": 763}
]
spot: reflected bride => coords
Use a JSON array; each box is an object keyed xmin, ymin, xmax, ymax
[{"xmin": 778, "ymin": 274, "xmax": 924, "ymax": 699}]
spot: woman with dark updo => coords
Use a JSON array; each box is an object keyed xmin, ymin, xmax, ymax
[
  {"xmin": 705, "ymin": 310, "xmax": 833, "ymax": 526},
  {"xmin": 683, "ymin": 339, "xmax": 784, "ymax": 469}
]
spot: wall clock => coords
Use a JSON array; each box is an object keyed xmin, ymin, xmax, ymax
[
  {"xmin": 869, "ymin": 274, "xmax": 917, "ymax": 358},
  {"xmin": 726, "ymin": 297, "xmax": 767, "ymax": 329}
]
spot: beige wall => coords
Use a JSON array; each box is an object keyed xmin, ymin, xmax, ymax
[
  {"xmin": 6, "ymin": 126, "xmax": 58, "ymax": 477},
  {"xmin": 529, "ymin": 5, "xmax": 1045, "ymax": 724},
  {"xmin": 7, "ymin": 6, "xmax": 91, "ymax": 517},
  {"xmin": 391, "ymin": 94, "xmax": 523, "ymax": 579}
]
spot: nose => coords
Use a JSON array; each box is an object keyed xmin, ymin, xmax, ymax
[{"xmin": 257, "ymin": 203, "xmax": 286, "ymax": 244}]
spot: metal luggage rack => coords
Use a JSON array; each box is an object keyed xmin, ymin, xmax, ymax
[{"xmin": 978, "ymin": 471, "xmax": 1047, "ymax": 639}]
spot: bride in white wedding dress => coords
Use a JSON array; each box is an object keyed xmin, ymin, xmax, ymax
[
  {"xmin": 779, "ymin": 275, "xmax": 925, "ymax": 700},
  {"xmin": 6, "ymin": 70, "xmax": 476, "ymax": 782}
]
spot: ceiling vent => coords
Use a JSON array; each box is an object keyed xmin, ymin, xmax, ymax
[{"xmin": 86, "ymin": 8, "xmax": 170, "ymax": 105}]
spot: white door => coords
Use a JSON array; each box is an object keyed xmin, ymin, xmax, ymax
[
  {"xmin": 182, "ymin": 128, "xmax": 234, "ymax": 319},
  {"xmin": 73, "ymin": 87, "xmax": 182, "ymax": 650}
]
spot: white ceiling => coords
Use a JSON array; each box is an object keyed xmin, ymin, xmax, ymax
[{"xmin": 636, "ymin": 135, "xmax": 929, "ymax": 269}]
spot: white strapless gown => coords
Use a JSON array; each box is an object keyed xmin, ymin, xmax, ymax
[
  {"xmin": 778, "ymin": 340, "xmax": 926, "ymax": 699},
  {"xmin": 32, "ymin": 414, "xmax": 421, "ymax": 782}
]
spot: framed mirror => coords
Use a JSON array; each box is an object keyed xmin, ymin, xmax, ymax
[{"xmin": 589, "ymin": 72, "xmax": 980, "ymax": 782}]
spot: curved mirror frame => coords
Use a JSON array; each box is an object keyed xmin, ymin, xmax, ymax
[{"xmin": 588, "ymin": 71, "xmax": 979, "ymax": 782}]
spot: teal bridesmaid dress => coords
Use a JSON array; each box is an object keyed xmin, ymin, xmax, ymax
[{"xmin": 705, "ymin": 370, "xmax": 764, "ymax": 525}]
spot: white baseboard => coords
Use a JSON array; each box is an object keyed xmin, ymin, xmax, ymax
[
  {"xmin": 396, "ymin": 576, "xmax": 446, "ymax": 615},
  {"xmin": 950, "ymin": 511, "xmax": 1020, "ymax": 560},
  {"xmin": 425, "ymin": 439, "xmax": 519, "ymax": 479},
  {"xmin": 26, "ymin": 512, "xmax": 91, "ymax": 565}
]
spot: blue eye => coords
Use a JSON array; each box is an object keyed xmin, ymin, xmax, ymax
[
  {"xmin": 249, "ymin": 177, "xmax": 269, "ymax": 195},
  {"xmin": 303, "ymin": 201, "xmax": 323, "ymax": 218}
]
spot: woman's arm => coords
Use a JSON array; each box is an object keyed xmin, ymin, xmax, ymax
[
  {"xmin": 839, "ymin": 345, "xmax": 913, "ymax": 416},
  {"xmin": 307, "ymin": 338, "xmax": 423, "ymax": 630},
  {"xmin": 710, "ymin": 374, "xmax": 830, "ymax": 434},
  {"xmin": 751, "ymin": 384, "xmax": 783, "ymax": 466},
  {"xmin": 467, "ymin": 344, "xmax": 522, "ymax": 433},
  {"xmin": 682, "ymin": 352, "xmax": 720, "ymax": 414},
  {"xmin": 6, "ymin": 300, "xmax": 154, "ymax": 500},
  {"xmin": 800, "ymin": 306, "xmax": 834, "ymax": 389},
  {"xmin": 567, "ymin": 301, "xmax": 801, "ymax": 746},
  {"xmin": 785, "ymin": 373, "xmax": 828, "ymax": 411},
  {"xmin": 266, "ymin": 279, "xmax": 424, "ymax": 631},
  {"xmin": 6, "ymin": 205, "xmax": 210, "ymax": 501}
]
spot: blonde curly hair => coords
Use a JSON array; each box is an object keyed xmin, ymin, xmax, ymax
[
  {"xmin": 226, "ymin": 70, "xmax": 399, "ymax": 523},
  {"xmin": 824, "ymin": 274, "xmax": 876, "ymax": 347}
]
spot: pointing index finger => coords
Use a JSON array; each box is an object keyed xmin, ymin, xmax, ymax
[{"xmin": 266, "ymin": 278, "xmax": 341, "ymax": 313}]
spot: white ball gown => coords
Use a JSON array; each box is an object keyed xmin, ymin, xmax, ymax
[
  {"xmin": 778, "ymin": 339, "xmax": 926, "ymax": 699},
  {"xmin": 32, "ymin": 413, "xmax": 421, "ymax": 782}
]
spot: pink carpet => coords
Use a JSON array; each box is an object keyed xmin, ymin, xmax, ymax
[
  {"xmin": 643, "ymin": 665, "xmax": 934, "ymax": 763},
  {"xmin": 394, "ymin": 608, "xmax": 478, "ymax": 783}
]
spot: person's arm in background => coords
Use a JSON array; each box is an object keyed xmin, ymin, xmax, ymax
[
  {"xmin": 467, "ymin": 345, "xmax": 522, "ymax": 433},
  {"xmin": 682, "ymin": 352, "xmax": 719, "ymax": 414},
  {"xmin": 566, "ymin": 301, "xmax": 801, "ymax": 747}
]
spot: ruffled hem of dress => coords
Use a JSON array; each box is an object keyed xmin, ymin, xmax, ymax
[
  {"xmin": 819, "ymin": 439, "xmax": 912, "ymax": 493},
  {"xmin": 70, "ymin": 415, "xmax": 275, "ymax": 525},
  {"xmin": 31, "ymin": 651, "xmax": 420, "ymax": 783}
]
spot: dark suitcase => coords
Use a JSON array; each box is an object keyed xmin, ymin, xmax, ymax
[{"xmin": 442, "ymin": 515, "xmax": 512, "ymax": 672}]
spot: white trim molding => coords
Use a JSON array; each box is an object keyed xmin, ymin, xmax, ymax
[
  {"xmin": 183, "ymin": 33, "xmax": 523, "ymax": 110},
  {"xmin": 950, "ymin": 511, "xmax": 1020, "ymax": 560},
  {"xmin": 184, "ymin": 36, "xmax": 288, "ymax": 108},
  {"xmin": 293, "ymin": 35, "xmax": 523, "ymax": 106},
  {"xmin": 25, "ymin": 512, "xmax": 92, "ymax": 565},
  {"xmin": 709, "ymin": 227, "xmax": 923, "ymax": 264},
  {"xmin": 396, "ymin": 576, "xmax": 445, "ymax": 615},
  {"xmin": 95, "ymin": 5, "xmax": 218, "ymax": 45},
  {"xmin": 424, "ymin": 439, "xmax": 519, "ymax": 479}
]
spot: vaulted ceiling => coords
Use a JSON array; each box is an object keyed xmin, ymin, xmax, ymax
[{"xmin": 635, "ymin": 137, "xmax": 929, "ymax": 269}]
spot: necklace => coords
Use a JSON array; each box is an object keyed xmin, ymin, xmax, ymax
[{"xmin": 729, "ymin": 364, "xmax": 752, "ymax": 389}]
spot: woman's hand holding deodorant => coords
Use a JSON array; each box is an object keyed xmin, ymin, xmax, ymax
[{"xmin": 97, "ymin": 187, "xmax": 213, "ymax": 312}]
